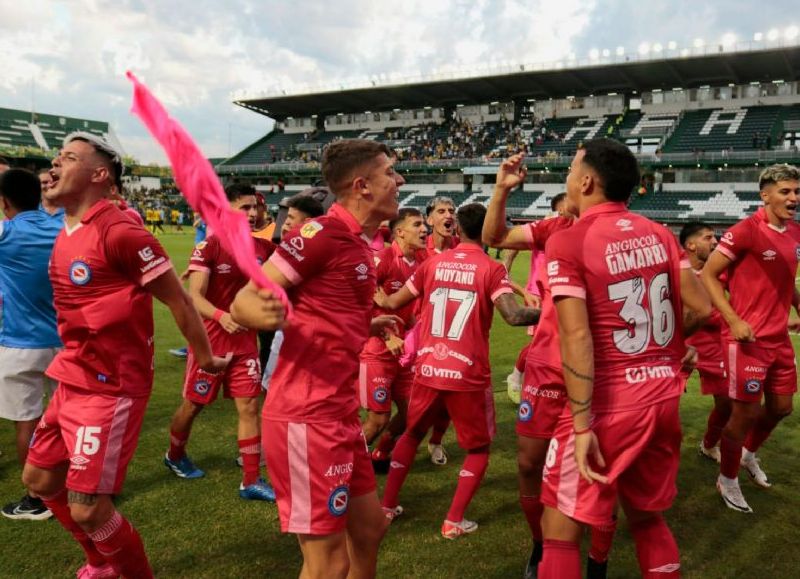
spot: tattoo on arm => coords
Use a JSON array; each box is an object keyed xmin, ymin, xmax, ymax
[
  {"xmin": 571, "ymin": 405, "xmax": 591, "ymax": 417},
  {"xmin": 563, "ymin": 363, "xmax": 593, "ymax": 382},
  {"xmin": 68, "ymin": 491, "xmax": 98, "ymax": 506},
  {"xmin": 568, "ymin": 395, "xmax": 592, "ymax": 406}
]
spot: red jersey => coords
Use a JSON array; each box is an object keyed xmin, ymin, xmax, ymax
[
  {"xmin": 424, "ymin": 233, "xmax": 459, "ymax": 258},
  {"xmin": 407, "ymin": 243, "xmax": 513, "ymax": 391},
  {"xmin": 188, "ymin": 235, "xmax": 275, "ymax": 355},
  {"xmin": 361, "ymin": 241, "xmax": 420, "ymax": 360},
  {"xmin": 47, "ymin": 200, "xmax": 173, "ymax": 398},
  {"xmin": 685, "ymin": 269, "xmax": 725, "ymax": 376},
  {"xmin": 266, "ymin": 203, "xmax": 376, "ymax": 422},
  {"xmin": 546, "ymin": 203, "xmax": 688, "ymax": 413},
  {"xmin": 716, "ymin": 207, "xmax": 800, "ymax": 346}
]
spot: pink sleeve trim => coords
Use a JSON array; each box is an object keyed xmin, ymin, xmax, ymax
[
  {"xmin": 405, "ymin": 279, "xmax": 420, "ymax": 297},
  {"xmin": 679, "ymin": 258, "xmax": 691, "ymax": 270},
  {"xmin": 716, "ymin": 246, "xmax": 737, "ymax": 262},
  {"xmin": 551, "ymin": 285, "xmax": 587, "ymax": 300},
  {"xmin": 523, "ymin": 223, "xmax": 534, "ymax": 245},
  {"xmin": 491, "ymin": 287, "xmax": 514, "ymax": 302},
  {"xmin": 270, "ymin": 253, "xmax": 302, "ymax": 285},
  {"xmin": 141, "ymin": 259, "xmax": 173, "ymax": 286},
  {"xmin": 187, "ymin": 264, "xmax": 211, "ymax": 273}
]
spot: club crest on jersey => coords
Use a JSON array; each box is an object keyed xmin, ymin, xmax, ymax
[
  {"xmin": 373, "ymin": 387, "xmax": 388, "ymax": 404},
  {"xmin": 328, "ymin": 485, "xmax": 349, "ymax": 516},
  {"xmin": 194, "ymin": 380, "xmax": 211, "ymax": 396},
  {"xmin": 518, "ymin": 401, "xmax": 533, "ymax": 422},
  {"xmin": 300, "ymin": 221, "xmax": 323, "ymax": 239},
  {"xmin": 744, "ymin": 379, "xmax": 762, "ymax": 394},
  {"xmin": 69, "ymin": 260, "xmax": 92, "ymax": 286}
]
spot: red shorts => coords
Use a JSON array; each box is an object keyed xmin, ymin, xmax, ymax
[
  {"xmin": 516, "ymin": 363, "xmax": 566, "ymax": 439},
  {"xmin": 541, "ymin": 397, "xmax": 682, "ymax": 527},
  {"xmin": 724, "ymin": 339, "xmax": 797, "ymax": 403},
  {"xmin": 357, "ymin": 358, "xmax": 413, "ymax": 413},
  {"xmin": 26, "ymin": 384, "xmax": 148, "ymax": 495},
  {"xmin": 183, "ymin": 350, "xmax": 261, "ymax": 405},
  {"xmin": 698, "ymin": 369, "xmax": 728, "ymax": 397},
  {"xmin": 406, "ymin": 382, "xmax": 495, "ymax": 450},
  {"xmin": 263, "ymin": 413, "xmax": 376, "ymax": 535}
]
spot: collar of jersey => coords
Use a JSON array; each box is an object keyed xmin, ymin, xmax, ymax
[
  {"xmin": 80, "ymin": 198, "xmax": 114, "ymax": 224},
  {"xmin": 327, "ymin": 203, "xmax": 364, "ymax": 236},
  {"xmin": 755, "ymin": 206, "xmax": 788, "ymax": 233},
  {"xmin": 579, "ymin": 201, "xmax": 627, "ymax": 220}
]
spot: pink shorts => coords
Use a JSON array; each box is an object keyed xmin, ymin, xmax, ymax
[
  {"xmin": 516, "ymin": 363, "xmax": 566, "ymax": 439},
  {"xmin": 724, "ymin": 339, "xmax": 797, "ymax": 403},
  {"xmin": 406, "ymin": 382, "xmax": 495, "ymax": 450},
  {"xmin": 263, "ymin": 413, "xmax": 376, "ymax": 535},
  {"xmin": 698, "ymin": 370, "xmax": 728, "ymax": 397},
  {"xmin": 183, "ymin": 350, "xmax": 261, "ymax": 405},
  {"xmin": 26, "ymin": 384, "xmax": 148, "ymax": 495},
  {"xmin": 357, "ymin": 358, "xmax": 413, "ymax": 413},
  {"xmin": 541, "ymin": 397, "xmax": 682, "ymax": 527}
]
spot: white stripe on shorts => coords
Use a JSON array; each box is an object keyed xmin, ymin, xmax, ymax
[{"xmin": 287, "ymin": 422, "xmax": 311, "ymax": 534}]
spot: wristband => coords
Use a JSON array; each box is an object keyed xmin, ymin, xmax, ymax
[
  {"xmin": 213, "ymin": 309, "xmax": 225, "ymax": 323},
  {"xmin": 573, "ymin": 426, "xmax": 592, "ymax": 435}
]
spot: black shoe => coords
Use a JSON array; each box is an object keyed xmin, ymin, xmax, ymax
[
  {"xmin": 1, "ymin": 495, "xmax": 53, "ymax": 521},
  {"xmin": 524, "ymin": 541, "xmax": 543, "ymax": 579},
  {"xmin": 587, "ymin": 556, "xmax": 608, "ymax": 579}
]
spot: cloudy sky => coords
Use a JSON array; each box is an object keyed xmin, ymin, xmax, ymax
[{"xmin": 1, "ymin": 0, "xmax": 798, "ymax": 164}]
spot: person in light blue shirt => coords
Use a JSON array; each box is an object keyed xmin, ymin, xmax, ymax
[{"xmin": 0, "ymin": 168, "xmax": 63, "ymax": 521}]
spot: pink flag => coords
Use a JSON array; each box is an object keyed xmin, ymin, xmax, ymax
[{"xmin": 126, "ymin": 71, "xmax": 290, "ymax": 314}]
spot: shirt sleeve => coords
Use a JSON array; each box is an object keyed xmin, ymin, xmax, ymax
[
  {"xmin": 405, "ymin": 260, "xmax": 427, "ymax": 297},
  {"xmin": 716, "ymin": 220, "xmax": 752, "ymax": 262},
  {"xmin": 268, "ymin": 220, "xmax": 332, "ymax": 286},
  {"xmin": 525, "ymin": 216, "xmax": 571, "ymax": 250},
  {"xmin": 488, "ymin": 261, "xmax": 514, "ymax": 302},
  {"xmin": 188, "ymin": 236, "xmax": 217, "ymax": 274},
  {"xmin": 545, "ymin": 230, "xmax": 586, "ymax": 300},
  {"xmin": 105, "ymin": 221, "xmax": 172, "ymax": 286}
]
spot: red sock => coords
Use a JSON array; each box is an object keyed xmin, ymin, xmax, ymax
[
  {"xmin": 519, "ymin": 494, "xmax": 543, "ymax": 541},
  {"xmin": 720, "ymin": 433, "xmax": 743, "ymax": 479},
  {"xmin": 381, "ymin": 434, "xmax": 420, "ymax": 508},
  {"xmin": 168, "ymin": 429, "xmax": 190, "ymax": 461},
  {"xmin": 539, "ymin": 540, "xmax": 581, "ymax": 579},
  {"xmin": 238, "ymin": 436, "xmax": 261, "ymax": 486},
  {"xmin": 744, "ymin": 413, "xmax": 782, "ymax": 453},
  {"xmin": 40, "ymin": 489, "xmax": 106, "ymax": 567},
  {"xmin": 515, "ymin": 344, "xmax": 530, "ymax": 373},
  {"xmin": 629, "ymin": 516, "xmax": 680, "ymax": 578},
  {"xmin": 702, "ymin": 406, "xmax": 728, "ymax": 449},
  {"xmin": 589, "ymin": 517, "xmax": 617, "ymax": 563},
  {"xmin": 430, "ymin": 414, "xmax": 449, "ymax": 445},
  {"xmin": 374, "ymin": 431, "xmax": 397, "ymax": 457},
  {"xmin": 89, "ymin": 511, "xmax": 153, "ymax": 579},
  {"xmin": 446, "ymin": 451, "xmax": 489, "ymax": 522}
]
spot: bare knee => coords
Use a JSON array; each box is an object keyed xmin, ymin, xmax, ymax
[
  {"xmin": 766, "ymin": 398, "xmax": 793, "ymax": 419},
  {"xmin": 366, "ymin": 412, "xmax": 389, "ymax": 432},
  {"xmin": 22, "ymin": 463, "xmax": 65, "ymax": 497}
]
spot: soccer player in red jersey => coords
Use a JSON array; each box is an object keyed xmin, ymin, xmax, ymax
[
  {"xmin": 701, "ymin": 164, "xmax": 800, "ymax": 513},
  {"xmin": 21, "ymin": 133, "xmax": 230, "ymax": 579},
  {"xmin": 164, "ymin": 184, "xmax": 276, "ymax": 500},
  {"xmin": 679, "ymin": 222, "xmax": 730, "ymax": 463},
  {"xmin": 424, "ymin": 196, "xmax": 459, "ymax": 256},
  {"xmin": 537, "ymin": 139, "xmax": 710, "ymax": 579},
  {"xmin": 360, "ymin": 209, "xmax": 428, "ymax": 456},
  {"xmin": 379, "ymin": 202, "xmax": 540, "ymax": 539},
  {"xmin": 231, "ymin": 139, "xmax": 403, "ymax": 579}
]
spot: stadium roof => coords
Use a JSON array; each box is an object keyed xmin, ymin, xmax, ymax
[{"xmin": 235, "ymin": 45, "xmax": 800, "ymax": 121}]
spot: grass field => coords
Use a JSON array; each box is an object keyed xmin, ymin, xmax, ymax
[{"xmin": 1, "ymin": 229, "xmax": 799, "ymax": 578}]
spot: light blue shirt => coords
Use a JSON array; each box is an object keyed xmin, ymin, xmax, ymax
[{"xmin": 0, "ymin": 209, "xmax": 63, "ymax": 348}]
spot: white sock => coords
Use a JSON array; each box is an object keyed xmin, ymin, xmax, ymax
[{"xmin": 719, "ymin": 474, "xmax": 738, "ymax": 486}]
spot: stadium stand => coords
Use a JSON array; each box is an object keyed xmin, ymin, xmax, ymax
[{"xmin": 662, "ymin": 106, "xmax": 782, "ymax": 152}]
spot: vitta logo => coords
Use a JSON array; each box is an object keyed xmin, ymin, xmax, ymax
[
  {"xmin": 547, "ymin": 261, "xmax": 559, "ymax": 277},
  {"xmin": 138, "ymin": 247, "xmax": 155, "ymax": 262},
  {"xmin": 762, "ymin": 249, "xmax": 777, "ymax": 261},
  {"xmin": 616, "ymin": 218, "xmax": 633, "ymax": 232},
  {"xmin": 290, "ymin": 237, "xmax": 305, "ymax": 251},
  {"xmin": 625, "ymin": 365, "xmax": 676, "ymax": 384},
  {"xmin": 420, "ymin": 365, "xmax": 462, "ymax": 379},
  {"xmin": 68, "ymin": 260, "xmax": 92, "ymax": 286}
]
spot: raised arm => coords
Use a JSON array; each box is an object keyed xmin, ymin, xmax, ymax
[{"xmin": 482, "ymin": 153, "xmax": 532, "ymax": 250}]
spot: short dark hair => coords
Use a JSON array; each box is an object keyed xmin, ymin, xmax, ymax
[
  {"xmin": 389, "ymin": 207, "xmax": 422, "ymax": 231},
  {"xmin": 224, "ymin": 183, "xmax": 256, "ymax": 202},
  {"xmin": 321, "ymin": 139, "xmax": 392, "ymax": 195},
  {"xmin": 456, "ymin": 203, "xmax": 486, "ymax": 241},
  {"xmin": 286, "ymin": 193, "xmax": 324, "ymax": 219},
  {"xmin": 0, "ymin": 168, "xmax": 42, "ymax": 212},
  {"xmin": 550, "ymin": 192, "xmax": 567, "ymax": 212},
  {"xmin": 580, "ymin": 138, "xmax": 640, "ymax": 203},
  {"xmin": 679, "ymin": 221, "xmax": 714, "ymax": 247}
]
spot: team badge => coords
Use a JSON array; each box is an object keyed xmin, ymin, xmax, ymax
[
  {"xmin": 300, "ymin": 221, "xmax": 323, "ymax": 239},
  {"xmin": 194, "ymin": 380, "xmax": 211, "ymax": 396},
  {"xmin": 373, "ymin": 387, "xmax": 388, "ymax": 404},
  {"xmin": 744, "ymin": 379, "xmax": 762, "ymax": 394},
  {"xmin": 69, "ymin": 260, "xmax": 92, "ymax": 286},
  {"xmin": 518, "ymin": 401, "xmax": 533, "ymax": 422},
  {"xmin": 433, "ymin": 343, "xmax": 449, "ymax": 361},
  {"xmin": 328, "ymin": 485, "xmax": 349, "ymax": 516}
]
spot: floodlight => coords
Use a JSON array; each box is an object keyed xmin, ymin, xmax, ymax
[
  {"xmin": 767, "ymin": 28, "xmax": 780, "ymax": 41},
  {"xmin": 693, "ymin": 38, "xmax": 705, "ymax": 48},
  {"xmin": 721, "ymin": 33, "xmax": 736, "ymax": 48},
  {"xmin": 653, "ymin": 43, "xmax": 663, "ymax": 53},
  {"xmin": 753, "ymin": 32, "xmax": 763, "ymax": 41},
  {"xmin": 602, "ymin": 48, "xmax": 610, "ymax": 57},
  {"xmin": 589, "ymin": 48, "xmax": 600, "ymax": 60},
  {"xmin": 667, "ymin": 41, "xmax": 677, "ymax": 50},
  {"xmin": 786, "ymin": 26, "xmax": 799, "ymax": 40},
  {"xmin": 615, "ymin": 46, "xmax": 625, "ymax": 56},
  {"xmin": 680, "ymin": 48, "xmax": 690, "ymax": 57},
  {"xmin": 638, "ymin": 42, "xmax": 650, "ymax": 55}
]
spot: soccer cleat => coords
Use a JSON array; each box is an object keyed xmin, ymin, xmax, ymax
[
  {"xmin": 371, "ymin": 448, "xmax": 391, "ymax": 474},
  {"xmin": 1, "ymin": 494, "xmax": 53, "ymax": 521},
  {"xmin": 586, "ymin": 556, "xmax": 608, "ymax": 579},
  {"xmin": 168, "ymin": 347, "xmax": 188, "ymax": 358},
  {"xmin": 164, "ymin": 452, "xmax": 205, "ymax": 479},
  {"xmin": 239, "ymin": 479, "xmax": 276, "ymax": 502},
  {"xmin": 441, "ymin": 518, "xmax": 478, "ymax": 539},
  {"xmin": 76, "ymin": 563, "xmax": 118, "ymax": 579},
  {"xmin": 383, "ymin": 505, "xmax": 404, "ymax": 522},
  {"xmin": 507, "ymin": 371, "xmax": 522, "ymax": 405},
  {"xmin": 698, "ymin": 441, "xmax": 721, "ymax": 463},
  {"xmin": 428, "ymin": 442, "xmax": 448, "ymax": 466},
  {"xmin": 741, "ymin": 450, "xmax": 772, "ymax": 488},
  {"xmin": 716, "ymin": 476, "xmax": 753, "ymax": 513}
]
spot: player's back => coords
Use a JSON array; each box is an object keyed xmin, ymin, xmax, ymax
[
  {"xmin": 547, "ymin": 203, "xmax": 686, "ymax": 412},
  {"xmin": 412, "ymin": 243, "xmax": 511, "ymax": 391}
]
